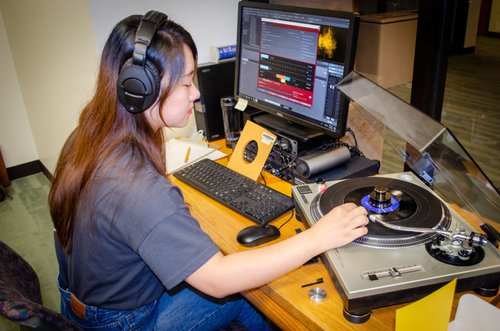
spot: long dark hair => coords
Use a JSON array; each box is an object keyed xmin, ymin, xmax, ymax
[{"xmin": 49, "ymin": 13, "xmax": 197, "ymax": 253}]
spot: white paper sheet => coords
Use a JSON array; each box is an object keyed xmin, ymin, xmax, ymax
[{"xmin": 165, "ymin": 139, "xmax": 226, "ymax": 174}]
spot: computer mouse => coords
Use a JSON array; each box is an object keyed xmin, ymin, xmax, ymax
[{"xmin": 237, "ymin": 225, "xmax": 280, "ymax": 247}]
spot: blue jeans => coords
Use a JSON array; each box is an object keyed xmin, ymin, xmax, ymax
[{"xmin": 59, "ymin": 283, "xmax": 270, "ymax": 330}]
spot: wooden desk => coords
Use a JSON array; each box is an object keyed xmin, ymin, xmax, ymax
[{"xmin": 168, "ymin": 141, "xmax": 498, "ymax": 330}]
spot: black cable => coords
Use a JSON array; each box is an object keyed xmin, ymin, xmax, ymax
[
  {"xmin": 346, "ymin": 127, "xmax": 358, "ymax": 148},
  {"xmin": 277, "ymin": 209, "xmax": 295, "ymax": 231},
  {"xmin": 345, "ymin": 127, "xmax": 364, "ymax": 157},
  {"xmin": 278, "ymin": 157, "xmax": 296, "ymax": 172},
  {"xmin": 259, "ymin": 171, "xmax": 267, "ymax": 186}
]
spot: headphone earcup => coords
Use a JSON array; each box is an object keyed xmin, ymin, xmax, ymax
[{"xmin": 117, "ymin": 58, "xmax": 161, "ymax": 114}]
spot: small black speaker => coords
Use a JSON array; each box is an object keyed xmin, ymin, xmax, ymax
[{"xmin": 194, "ymin": 60, "xmax": 235, "ymax": 141}]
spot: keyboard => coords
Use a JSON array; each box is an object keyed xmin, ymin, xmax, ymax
[{"xmin": 173, "ymin": 158, "xmax": 294, "ymax": 224}]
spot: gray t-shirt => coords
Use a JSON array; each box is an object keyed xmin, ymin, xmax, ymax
[{"xmin": 56, "ymin": 154, "xmax": 220, "ymax": 309}]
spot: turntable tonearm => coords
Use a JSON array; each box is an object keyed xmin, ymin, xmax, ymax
[{"xmin": 291, "ymin": 72, "xmax": 500, "ymax": 323}]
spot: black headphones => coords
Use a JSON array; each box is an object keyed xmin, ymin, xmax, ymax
[{"xmin": 117, "ymin": 11, "xmax": 168, "ymax": 114}]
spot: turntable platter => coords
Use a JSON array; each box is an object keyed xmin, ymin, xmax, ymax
[{"xmin": 311, "ymin": 177, "xmax": 452, "ymax": 247}]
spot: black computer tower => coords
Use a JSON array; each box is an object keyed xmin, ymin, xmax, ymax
[{"xmin": 194, "ymin": 60, "xmax": 235, "ymax": 141}]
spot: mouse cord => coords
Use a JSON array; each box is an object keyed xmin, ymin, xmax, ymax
[
  {"xmin": 258, "ymin": 172, "xmax": 294, "ymax": 230},
  {"xmin": 257, "ymin": 170, "xmax": 293, "ymax": 230},
  {"xmin": 277, "ymin": 209, "xmax": 295, "ymax": 230}
]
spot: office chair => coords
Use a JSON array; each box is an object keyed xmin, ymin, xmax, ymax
[{"xmin": 0, "ymin": 241, "xmax": 81, "ymax": 330}]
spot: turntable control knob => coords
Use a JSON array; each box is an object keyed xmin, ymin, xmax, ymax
[{"xmin": 369, "ymin": 185, "xmax": 392, "ymax": 208}]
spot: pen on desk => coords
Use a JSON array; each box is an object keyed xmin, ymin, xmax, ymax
[
  {"xmin": 184, "ymin": 147, "xmax": 191, "ymax": 163},
  {"xmin": 301, "ymin": 278, "xmax": 324, "ymax": 288}
]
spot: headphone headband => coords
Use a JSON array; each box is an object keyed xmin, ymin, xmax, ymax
[{"xmin": 132, "ymin": 11, "xmax": 168, "ymax": 65}]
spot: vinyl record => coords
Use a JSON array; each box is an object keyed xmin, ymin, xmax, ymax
[{"xmin": 311, "ymin": 177, "xmax": 452, "ymax": 247}]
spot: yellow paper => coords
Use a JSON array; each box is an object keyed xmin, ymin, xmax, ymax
[
  {"xmin": 227, "ymin": 121, "xmax": 276, "ymax": 180},
  {"xmin": 235, "ymin": 98, "xmax": 248, "ymax": 111},
  {"xmin": 396, "ymin": 279, "xmax": 457, "ymax": 331}
]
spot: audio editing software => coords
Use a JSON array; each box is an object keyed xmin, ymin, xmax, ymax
[{"xmin": 257, "ymin": 17, "xmax": 318, "ymax": 108}]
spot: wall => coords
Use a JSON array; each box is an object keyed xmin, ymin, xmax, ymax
[
  {"xmin": 270, "ymin": 0, "xmax": 356, "ymax": 11},
  {"xmin": 0, "ymin": 8, "xmax": 38, "ymax": 167},
  {"xmin": 0, "ymin": 0, "xmax": 98, "ymax": 173},
  {"xmin": 88, "ymin": 0, "xmax": 239, "ymax": 140},
  {"xmin": 0, "ymin": 0, "xmax": 239, "ymax": 174},
  {"xmin": 490, "ymin": 0, "xmax": 500, "ymax": 33},
  {"xmin": 464, "ymin": 0, "xmax": 481, "ymax": 48},
  {"xmin": 88, "ymin": 0, "xmax": 239, "ymax": 64}
]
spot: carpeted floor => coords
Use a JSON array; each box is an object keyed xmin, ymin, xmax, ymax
[{"xmin": 0, "ymin": 173, "xmax": 58, "ymax": 331}]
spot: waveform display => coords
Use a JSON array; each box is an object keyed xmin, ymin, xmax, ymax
[{"xmin": 318, "ymin": 26, "xmax": 337, "ymax": 61}]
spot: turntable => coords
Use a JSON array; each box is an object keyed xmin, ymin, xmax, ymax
[
  {"xmin": 292, "ymin": 72, "xmax": 500, "ymax": 323},
  {"xmin": 293, "ymin": 172, "xmax": 499, "ymax": 323}
]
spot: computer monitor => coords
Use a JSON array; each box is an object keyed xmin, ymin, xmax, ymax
[{"xmin": 235, "ymin": 1, "xmax": 360, "ymax": 139}]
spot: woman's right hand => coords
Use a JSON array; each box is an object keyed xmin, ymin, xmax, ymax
[{"xmin": 310, "ymin": 203, "xmax": 369, "ymax": 252}]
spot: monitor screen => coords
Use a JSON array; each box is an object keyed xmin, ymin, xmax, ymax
[{"xmin": 235, "ymin": 1, "xmax": 360, "ymax": 138}]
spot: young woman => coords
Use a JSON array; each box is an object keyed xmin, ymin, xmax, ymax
[{"xmin": 49, "ymin": 11, "xmax": 368, "ymax": 330}]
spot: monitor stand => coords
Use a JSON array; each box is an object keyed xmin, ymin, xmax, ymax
[{"xmin": 252, "ymin": 113, "xmax": 325, "ymax": 142}]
